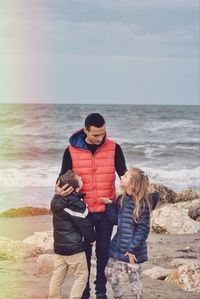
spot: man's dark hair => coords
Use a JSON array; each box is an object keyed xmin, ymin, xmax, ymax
[
  {"xmin": 85, "ymin": 113, "xmax": 105, "ymax": 129},
  {"xmin": 58, "ymin": 170, "xmax": 79, "ymax": 190}
]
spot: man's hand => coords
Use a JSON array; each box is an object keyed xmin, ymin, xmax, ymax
[
  {"xmin": 55, "ymin": 180, "xmax": 74, "ymax": 196},
  {"xmin": 124, "ymin": 252, "xmax": 137, "ymax": 264},
  {"xmin": 98, "ymin": 197, "xmax": 113, "ymax": 204}
]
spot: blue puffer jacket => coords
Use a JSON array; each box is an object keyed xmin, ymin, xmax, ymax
[{"xmin": 106, "ymin": 192, "xmax": 159, "ymax": 264}]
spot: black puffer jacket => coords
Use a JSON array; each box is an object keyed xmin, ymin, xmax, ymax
[{"xmin": 51, "ymin": 192, "xmax": 96, "ymax": 255}]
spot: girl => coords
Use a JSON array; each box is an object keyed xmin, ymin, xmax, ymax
[{"xmin": 102, "ymin": 167, "xmax": 159, "ymax": 299}]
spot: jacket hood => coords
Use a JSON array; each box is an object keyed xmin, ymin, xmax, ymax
[
  {"xmin": 69, "ymin": 129, "xmax": 88, "ymax": 149},
  {"xmin": 51, "ymin": 192, "xmax": 86, "ymax": 212},
  {"xmin": 69, "ymin": 128, "xmax": 106, "ymax": 149}
]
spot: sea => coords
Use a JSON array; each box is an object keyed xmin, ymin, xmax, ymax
[{"xmin": 0, "ymin": 104, "xmax": 199, "ymax": 212}]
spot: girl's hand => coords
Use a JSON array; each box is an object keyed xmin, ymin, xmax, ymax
[
  {"xmin": 98, "ymin": 197, "xmax": 113, "ymax": 204},
  {"xmin": 125, "ymin": 252, "xmax": 137, "ymax": 264},
  {"xmin": 55, "ymin": 180, "xmax": 74, "ymax": 196}
]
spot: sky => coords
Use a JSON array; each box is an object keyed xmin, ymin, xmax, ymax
[{"xmin": 0, "ymin": 0, "xmax": 199, "ymax": 105}]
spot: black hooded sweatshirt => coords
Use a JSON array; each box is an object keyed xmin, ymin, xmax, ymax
[{"xmin": 51, "ymin": 192, "xmax": 96, "ymax": 255}]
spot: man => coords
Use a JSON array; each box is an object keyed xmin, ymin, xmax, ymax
[{"xmin": 56, "ymin": 113, "xmax": 127, "ymax": 299}]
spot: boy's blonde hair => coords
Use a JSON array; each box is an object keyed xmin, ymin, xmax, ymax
[{"xmin": 122, "ymin": 167, "xmax": 151, "ymax": 223}]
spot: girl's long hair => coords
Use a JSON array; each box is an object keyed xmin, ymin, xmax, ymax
[{"xmin": 122, "ymin": 167, "xmax": 152, "ymax": 223}]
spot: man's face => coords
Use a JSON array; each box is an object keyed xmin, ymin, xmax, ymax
[{"xmin": 84, "ymin": 124, "xmax": 106, "ymax": 145}]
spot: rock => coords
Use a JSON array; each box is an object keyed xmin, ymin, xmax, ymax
[
  {"xmin": 151, "ymin": 206, "xmax": 200, "ymax": 234},
  {"xmin": 150, "ymin": 183, "xmax": 177, "ymax": 206},
  {"xmin": 23, "ymin": 231, "xmax": 53, "ymax": 252},
  {"xmin": 196, "ymin": 216, "xmax": 200, "ymax": 222},
  {"xmin": 176, "ymin": 189, "xmax": 199, "ymax": 203},
  {"xmin": 0, "ymin": 236, "xmax": 43, "ymax": 260},
  {"xmin": 171, "ymin": 259, "xmax": 198, "ymax": 268},
  {"xmin": 177, "ymin": 244, "xmax": 200, "ymax": 254},
  {"xmin": 142, "ymin": 266, "xmax": 171, "ymax": 280},
  {"xmin": 188, "ymin": 201, "xmax": 200, "ymax": 220},
  {"xmin": 166, "ymin": 261, "xmax": 200, "ymax": 293},
  {"xmin": 174, "ymin": 199, "xmax": 200, "ymax": 221},
  {"xmin": 0, "ymin": 207, "xmax": 51, "ymax": 217},
  {"xmin": 37, "ymin": 254, "xmax": 54, "ymax": 273}
]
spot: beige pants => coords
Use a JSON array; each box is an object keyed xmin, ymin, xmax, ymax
[{"xmin": 48, "ymin": 252, "xmax": 88, "ymax": 299}]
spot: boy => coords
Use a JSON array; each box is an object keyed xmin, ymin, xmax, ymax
[{"xmin": 48, "ymin": 170, "xmax": 96, "ymax": 299}]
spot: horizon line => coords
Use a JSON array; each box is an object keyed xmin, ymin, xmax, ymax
[{"xmin": 0, "ymin": 102, "xmax": 199, "ymax": 107}]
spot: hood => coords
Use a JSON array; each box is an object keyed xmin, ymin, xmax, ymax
[
  {"xmin": 69, "ymin": 128, "xmax": 106, "ymax": 150},
  {"xmin": 51, "ymin": 192, "xmax": 86, "ymax": 213},
  {"xmin": 69, "ymin": 129, "xmax": 88, "ymax": 149}
]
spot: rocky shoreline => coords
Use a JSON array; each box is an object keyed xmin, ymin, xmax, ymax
[{"xmin": 0, "ymin": 184, "xmax": 200, "ymax": 299}]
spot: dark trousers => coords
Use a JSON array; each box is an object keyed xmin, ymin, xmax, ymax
[{"xmin": 81, "ymin": 212, "xmax": 113, "ymax": 298}]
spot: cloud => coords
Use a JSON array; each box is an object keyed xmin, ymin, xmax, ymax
[
  {"xmin": 0, "ymin": 0, "xmax": 199, "ymax": 104},
  {"xmin": 0, "ymin": 0, "xmax": 198, "ymax": 59}
]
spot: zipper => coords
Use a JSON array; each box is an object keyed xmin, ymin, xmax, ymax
[{"xmin": 91, "ymin": 154, "xmax": 96, "ymax": 205}]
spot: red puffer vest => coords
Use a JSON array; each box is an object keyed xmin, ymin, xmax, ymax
[{"xmin": 69, "ymin": 139, "xmax": 116, "ymax": 212}]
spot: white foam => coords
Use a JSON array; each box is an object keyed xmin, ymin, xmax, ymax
[
  {"xmin": 141, "ymin": 166, "xmax": 200, "ymax": 193},
  {"xmin": 1, "ymin": 159, "xmax": 199, "ymax": 196},
  {"xmin": 0, "ymin": 161, "xmax": 58, "ymax": 187},
  {"xmin": 149, "ymin": 120, "xmax": 200, "ymax": 132}
]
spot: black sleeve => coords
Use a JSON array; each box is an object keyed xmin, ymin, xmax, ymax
[
  {"xmin": 115, "ymin": 143, "xmax": 127, "ymax": 177},
  {"xmin": 59, "ymin": 147, "xmax": 72, "ymax": 176},
  {"xmin": 70, "ymin": 215, "xmax": 96, "ymax": 243}
]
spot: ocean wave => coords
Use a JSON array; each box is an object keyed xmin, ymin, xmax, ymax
[
  {"xmin": 121, "ymin": 141, "xmax": 200, "ymax": 147},
  {"xmin": 0, "ymin": 160, "xmax": 199, "ymax": 191},
  {"xmin": 0, "ymin": 104, "xmax": 199, "ymax": 211},
  {"xmin": 138, "ymin": 166, "xmax": 200, "ymax": 194},
  {"xmin": 122, "ymin": 142, "xmax": 200, "ymax": 160},
  {"xmin": 0, "ymin": 118, "xmax": 25, "ymax": 127},
  {"xmin": 0, "ymin": 164, "xmax": 58, "ymax": 187},
  {"xmin": 0, "ymin": 147, "xmax": 64, "ymax": 160},
  {"xmin": 0, "ymin": 166, "xmax": 199, "ymax": 212},
  {"xmin": 148, "ymin": 120, "xmax": 200, "ymax": 132}
]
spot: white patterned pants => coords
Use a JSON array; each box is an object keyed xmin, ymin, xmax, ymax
[{"xmin": 105, "ymin": 258, "xmax": 143, "ymax": 299}]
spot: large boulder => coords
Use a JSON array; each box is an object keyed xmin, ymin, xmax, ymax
[
  {"xmin": 151, "ymin": 206, "xmax": 200, "ymax": 234},
  {"xmin": 150, "ymin": 183, "xmax": 177, "ymax": 206},
  {"xmin": 166, "ymin": 261, "xmax": 200, "ymax": 293},
  {"xmin": 175, "ymin": 189, "xmax": 199, "ymax": 203},
  {"xmin": 23, "ymin": 231, "xmax": 53, "ymax": 252},
  {"xmin": 142, "ymin": 266, "xmax": 171, "ymax": 280},
  {"xmin": 174, "ymin": 199, "xmax": 200, "ymax": 221},
  {"xmin": 0, "ymin": 236, "xmax": 43, "ymax": 260},
  {"xmin": 171, "ymin": 258, "xmax": 198, "ymax": 268}
]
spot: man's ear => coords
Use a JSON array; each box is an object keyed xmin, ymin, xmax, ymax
[{"xmin": 83, "ymin": 128, "xmax": 88, "ymax": 134}]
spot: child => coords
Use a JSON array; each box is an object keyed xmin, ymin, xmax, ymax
[
  {"xmin": 48, "ymin": 170, "xmax": 96, "ymax": 299},
  {"xmin": 102, "ymin": 167, "xmax": 159, "ymax": 299}
]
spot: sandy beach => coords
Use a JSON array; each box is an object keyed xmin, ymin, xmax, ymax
[{"xmin": 0, "ymin": 214, "xmax": 200, "ymax": 299}]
